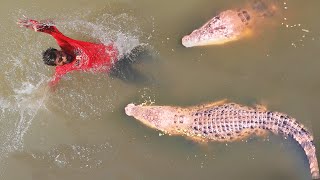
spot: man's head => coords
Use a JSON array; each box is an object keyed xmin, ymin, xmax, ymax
[{"xmin": 42, "ymin": 47, "xmax": 73, "ymax": 66}]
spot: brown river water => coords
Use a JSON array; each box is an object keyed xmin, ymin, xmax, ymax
[{"xmin": 0, "ymin": 0, "xmax": 320, "ymax": 179}]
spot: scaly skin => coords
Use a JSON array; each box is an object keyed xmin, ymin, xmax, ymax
[
  {"xmin": 182, "ymin": 1, "xmax": 277, "ymax": 47},
  {"xmin": 125, "ymin": 101, "xmax": 319, "ymax": 179}
]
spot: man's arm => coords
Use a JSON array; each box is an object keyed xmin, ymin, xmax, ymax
[
  {"xmin": 49, "ymin": 67, "xmax": 69, "ymax": 87},
  {"xmin": 49, "ymin": 74, "xmax": 62, "ymax": 87},
  {"xmin": 17, "ymin": 17, "xmax": 75, "ymax": 53},
  {"xmin": 17, "ymin": 17, "xmax": 56, "ymax": 33}
]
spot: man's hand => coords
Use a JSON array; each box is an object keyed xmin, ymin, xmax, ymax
[
  {"xmin": 48, "ymin": 75, "xmax": 60, "ymax": 87},
  {"xmin": 17, "ymin": 16, "xmax": 54, "ymax": 32},
  {"xmin": 17, "ymin": 16, "xmax": 39, "ymax": 31}
]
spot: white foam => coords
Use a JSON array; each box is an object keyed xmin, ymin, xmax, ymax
[
  {"xmin": 59, "ymin": 12, "xmax": 143, "ymax": 58},
  {"xmin": 0, "ymin": 8, "xmax": 151, "ymax": 176},
  {"xmin": 0, "ymin": 98, "xmax": 10, "ymax": 112},
  {"xmin": 13, "ymin": 82, "xmax": 36, "ymax": 95}
]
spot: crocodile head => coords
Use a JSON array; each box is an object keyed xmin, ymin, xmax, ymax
[
  {"xmin": 182, "ymin": 10, "xmax": 252, "ymax": 47},
  {"xmin": 125, "ymin": 103, "xmax": 184, "ymax": 133}
]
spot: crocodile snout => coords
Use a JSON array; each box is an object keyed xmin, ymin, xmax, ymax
[{"xmin": 125, "ymin": 103, "xmax": 136, "ymax": 116}]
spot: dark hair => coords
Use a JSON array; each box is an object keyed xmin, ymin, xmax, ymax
[{"xmin": 42, "ymin": 47, "xmax": 58, "ymax": 66}]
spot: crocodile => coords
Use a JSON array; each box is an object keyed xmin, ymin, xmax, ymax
[
  {"xmin": 182, "ymin": 0, "xmax": 278, "ymax": 47},
  {"xmin": 125, "ymin": 100, "xmax": 319, "ymax": 179}
]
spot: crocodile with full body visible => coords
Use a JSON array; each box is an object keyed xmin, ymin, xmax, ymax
[
  {"xmin": 182, "ymin": 0, "xmax": 278, "ymax": 47},
  {"xmin": 125, "ymin": 100, "xmax": 319, "ymax": 179}
]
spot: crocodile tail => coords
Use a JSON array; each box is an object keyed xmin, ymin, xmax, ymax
[
  {"xmin": 266, "ymin": 112, "xmax": 319, "ymax": 179},
  {"xmin": 293, "ymin": 131, "xmax": 319, "ymax": 179}
]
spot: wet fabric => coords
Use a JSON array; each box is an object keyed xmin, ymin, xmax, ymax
[{"xmin": 33, "ymin": 20, "xmax": 118, "ymax": 85}]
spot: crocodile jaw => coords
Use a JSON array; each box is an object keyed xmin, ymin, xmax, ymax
[{"xmin": 182, "ymin": 10, "xmax": 248, "ymax": 47}]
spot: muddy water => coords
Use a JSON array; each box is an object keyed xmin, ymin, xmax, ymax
[{"xmin": 0, "ymin": 0, "xmax": 320, "ymax": 179}]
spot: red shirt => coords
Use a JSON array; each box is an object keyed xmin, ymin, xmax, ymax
[{"xmin": 34, "ymin": 21, "xmax": 119, "ymax": 85}]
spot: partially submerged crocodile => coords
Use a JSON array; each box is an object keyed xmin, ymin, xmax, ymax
[
  {"xmin": 182, "ymin": 0, "xmax": 277, "ymax": 47},
  {"xmin": 125, "ymin": 100, "xmax": 320, "ymax": 179}
]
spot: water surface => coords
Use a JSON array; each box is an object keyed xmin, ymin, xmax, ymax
[{"xmin": 1, "ymin": 0, "xmax": 320, "ymax": 180}]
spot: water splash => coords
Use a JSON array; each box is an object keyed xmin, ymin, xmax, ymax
[
  {"xmin": 11, "ymin": 82, "xmax": 48, "ymax": 149},
  {"xmin": 0, "ymin": 20, "xmax": 50, "ymax": 166},
  {"xmin": 0, "ymin": 6, "xmax": 152, "ymax": 177},
  {"xmin": 0, "ymin": 81, "xmax": 49, "ymax": 178},
  {"xmin": 44, "ymin": 12, "xmax": 152, "ymax": 120},
  {"xmin": 58, "ymin": 12, "xmax": 143, "ymax": 58},
  {"xmin": 138, "ymin": 87, "xmax": 156, "ymax": 106}
]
